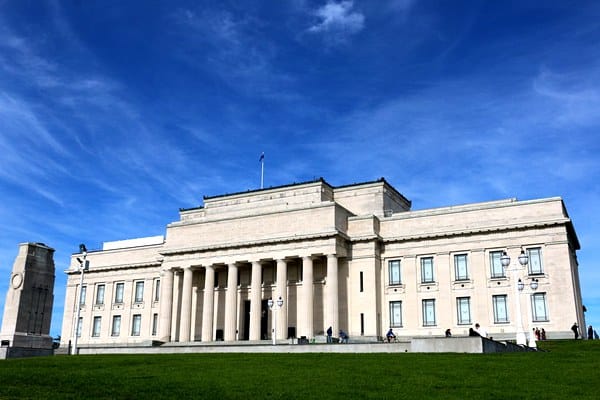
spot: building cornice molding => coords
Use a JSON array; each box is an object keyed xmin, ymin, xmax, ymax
[
  {"xmin": 382, "ymin": 219, "xmax": 572, "ymax": 244},
  {"xmin": 64, "ymin": 261, "xmax": 162, "ymax": 275},
  {"xmin": 170, "ymin": 201, "xmax": 336, "ymax": 228},
  {"xmin": 160, "ymin": 230, "xmax": 350, "ymax": 256}
]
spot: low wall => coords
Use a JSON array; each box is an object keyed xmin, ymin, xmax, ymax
[
  {"xmin": 412, "ymin": 336, "xmax": 531, "ymax": 353},
  {"xmin": 67, "ymin": 336, "xmax": 535, "ymax": 356},
  {"xmin": 78, "ymin": 342, "xmax": 411, "ymax": 355},
  {"xmin": 0, "ymin": 347, "xmax": 54, "ymax": 359}
]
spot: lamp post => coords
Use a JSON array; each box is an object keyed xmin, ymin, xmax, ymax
[
  {"xmin": 268, "ymin": 296, "xmax": 284, "ymax": 346},
  {"xmin": 72, "ymin": 244, "xmax": 88, "ymax": 355},
  {"xmin": 519, "ymin": 277, "xmax": 539, "ymax": 348},
  {"xmin": 500, "ymin": 249, "xmax": 529, "ymax": 346}
]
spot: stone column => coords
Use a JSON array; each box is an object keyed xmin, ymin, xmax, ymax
[
  {"xmin": 249, "ymin": 261, "xmax": 262, "ymax": 341},
  {"xmin": 179, "ymin": 266, "xmax": 194, "ymax": 342},
  {"xmin": 301, "ymin": 256, "xmax": 314, "ymax": 339},
  {"xmin": 170, "ymin": 271, "xmax": 181, "ymax": 341},
  {"xmin": 201, "ymin": 265, "xmax": 215, "ymax": 342},
  {"xmin": 276, "ymin": 259, "xmax": 288, "ymax": 340},
  {"xmin": 326, "ymin": 254, "xmax": 339, "ymax": 338},
  {"xmin": 158, "ymin": 267, "xmax": 174, "ymax": 342},
  {"xmin": 224, "ymin": 263, "xmax": 238, "ymax": 341}
]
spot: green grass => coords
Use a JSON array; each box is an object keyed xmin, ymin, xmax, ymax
[{"xmin": 0, "ymin": 340, "xmax": 598, "ymax": 399}]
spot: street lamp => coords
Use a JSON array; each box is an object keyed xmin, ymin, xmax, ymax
[
  {"xmin": 519, "ymin": 277, "xmax": 539, "ymax": 348},
  {"xmin": 72, "ymin": 244, "xmax": 89, "ymax": 355},
  {"xmin": 500, "ymin": 249, "xmax": 529, "ymax": 346},
  {"xmin": 267, "ymin": 296, "xmax": 284, "ymax": 346}
]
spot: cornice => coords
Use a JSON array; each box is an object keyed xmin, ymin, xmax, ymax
[
  {"xmin": 64, "ymin": 261, "xmax": 162, "ymax": 275},
  {"xmin": 382, "ymin": 219, "xmax": 571, "ymax": 244},
  {"xmin": 160, "ymin": 230, "xmax": 349, "ymax": 256}
]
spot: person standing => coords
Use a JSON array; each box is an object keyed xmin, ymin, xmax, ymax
[
  {"xmin": 326, "ymin": 326, "xmax": 333, "ymax": 343},
  {"xmin": 571, "ymin": 323, "xmax": 580, "ymax": 339},
  {"xmin": 588, "ymin": 325, "xmax": 594, "ymax": 340}
]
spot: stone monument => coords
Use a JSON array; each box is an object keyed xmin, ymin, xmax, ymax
[{"xmin": 0, "ymin": 243, "xmax": 55, "ymax": 358}]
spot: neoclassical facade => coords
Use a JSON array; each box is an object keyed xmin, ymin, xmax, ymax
[{"xmin": 60, "ymin": 178, "xmax": 584, "ymax": 348}]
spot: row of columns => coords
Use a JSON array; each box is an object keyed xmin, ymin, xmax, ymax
[{"xmin": 158, "ymin": 255, "xmax": 339, "ymax": 343}]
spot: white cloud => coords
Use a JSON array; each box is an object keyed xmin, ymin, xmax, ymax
[
  {"xmin": 307, "ymin": 1, "xmax": 365, "ymax": 43},
  {"xmin": 532, "ymin": 67, "xmax": 600, "ymax": 126}
]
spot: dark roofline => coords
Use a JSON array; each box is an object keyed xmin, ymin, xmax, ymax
[
  {"xmin": 179, "ymin": 205, "xmax": 204, "ymax": 212},
  {"xmin": 203, "ymin": 177, "xmax": 330, "ymax": 200}
]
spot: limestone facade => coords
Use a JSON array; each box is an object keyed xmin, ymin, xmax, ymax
[{"xmin": 59, "ymin": 178, "xmax": 584, "ymax": 348}]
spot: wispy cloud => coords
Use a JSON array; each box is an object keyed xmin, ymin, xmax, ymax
[
  {"xmin": 307, "ymin": 1, "xmax": 365, "ymax": 44},
  {"xmin": 533, "ymin": 67, "xmax": 600, "ymax": 126},
  {"xmin": 170, "ymin": 7, "xmax": 295, "ymax": 99}
]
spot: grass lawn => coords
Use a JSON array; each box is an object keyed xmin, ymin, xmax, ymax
[{"xmin": 0, "ymin": 340, "xmax": 598, "ymax": 399}]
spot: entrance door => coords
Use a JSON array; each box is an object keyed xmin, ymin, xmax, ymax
[
  {"xmin": 243, "ymin": 300, "xmax": 250, "ymax": 340},
  {"xmin": 261, "ymin": 299, "xmax": 269, "ymax": 340}
]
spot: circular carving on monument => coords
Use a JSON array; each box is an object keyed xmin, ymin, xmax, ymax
[{"xmin": 11, "ymin": 273, "xmax": 23, "ymax": 289}]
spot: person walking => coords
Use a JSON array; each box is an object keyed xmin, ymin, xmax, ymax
[{"xmin": 571, "ymin": 323, "xmax": 580, "ymax": 339}]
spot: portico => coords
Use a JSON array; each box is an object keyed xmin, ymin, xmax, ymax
[{"xmin": 157, "ymin": 252, "xmax": 341, "ymax": 344}]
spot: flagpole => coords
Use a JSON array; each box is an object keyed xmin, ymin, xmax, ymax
[{"xmin": 260, "ymin": 152, "xmax": 264, "ymax": 189}]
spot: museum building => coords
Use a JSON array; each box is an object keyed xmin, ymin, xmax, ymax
[{"xmin": 60, "ymin": 178, "xmax": 584, "ymax": 348}]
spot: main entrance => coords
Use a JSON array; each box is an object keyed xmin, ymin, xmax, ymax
[{"xmin": 242, "ymin": 300, "xmax": 270, "ymax": 340}]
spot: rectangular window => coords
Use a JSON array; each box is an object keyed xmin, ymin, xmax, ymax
[
  {"xmin": 527, "ymin": 248, "xmax": 543, "ymax": 275},
  {"xmin": 114, "ymin": 282, "xmax": 124, "ymax": 304},
  {"xmin": 454, "ymin": 254, "xmax": 469, "ymax": 281},
  {"xmin": 420, "ymin": 257, "xmax": 434, "ymax": 283},
  {"xmin": 79, "ymin": 285, "xmax": 87, "ymax": 306},
  {"xmin": 154, "ymin": 279, "xmax": 160, "ymax": 302},
  {"xmin": 359, "ymin": 271, "xmax": 364, "ymax": 292},
  {"xmin": 493, "ymin": 295, "xmax": 509, "ymax": 323},
  {"xmin": 389, "ymin": 301, "xmax": 402, "ymax": 327},
  {"xmin": 112, "ymin": 315, "xmax": 121, "ymax": 336},
  {"xmin": 131, "ymin": 314, "xmax": 141, "ymax": 336},
  {"xmin": 360, "ymin": 313, "xmax": 365, "ymax": 336},
  {"xmin": 134, "ymin": 281, "xmax": 144, "ymax": 303},
  {"xmin": 531, "ymin": 293, "xmax": 548, "ymax": 321},
  {"xmin": 152, "ymin": 313, "xmax": 158, "ymax": 336},
  {"xmin": 456, "ymin": 297, "xmax": 471, "ymax": 325},
  {"xmin": 422, "ymin": 299, "xmax": 436, "ymax": 326},
  {"xmin": 92, "ymin": 316, "xmax": 101, "ymax": 337},
  {"xmin": 388, "ymin": 260, "xmax": 401, "ymax": 285},
  {"xmin": 490, "ymin": 251, "xmax": 505, "ymax": 278},
  {"xmin": 76, "ymin": 317, "xmax": 83, "ymax": 337},
  {"xmin": 95, "ymin": 284, "xmax": 105, "ymax": 305}
]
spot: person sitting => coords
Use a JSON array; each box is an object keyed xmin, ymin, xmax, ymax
[
  {"xmin": 469, "ymin": 327, "xmax": 480, "ymax": 337},
  {"xmin": 339, "ymin": 330, "xmax": 349, "ymax": 344},
  {"xmin": 445, "ymin": 328, "xmax": 452, "ymax": 337},
  {"xmin": 386, "ymin": 328, "xmax": 396, "ymax": 342}
]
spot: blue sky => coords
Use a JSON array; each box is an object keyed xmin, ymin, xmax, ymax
[{"xmin": 1, "ymin": 0, "xmax": 599, "ymax": 338}]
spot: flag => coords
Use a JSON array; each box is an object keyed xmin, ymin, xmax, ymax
[{"xmin": 259, "ymin": 152, "xmax": 264, "ymax": 162}]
